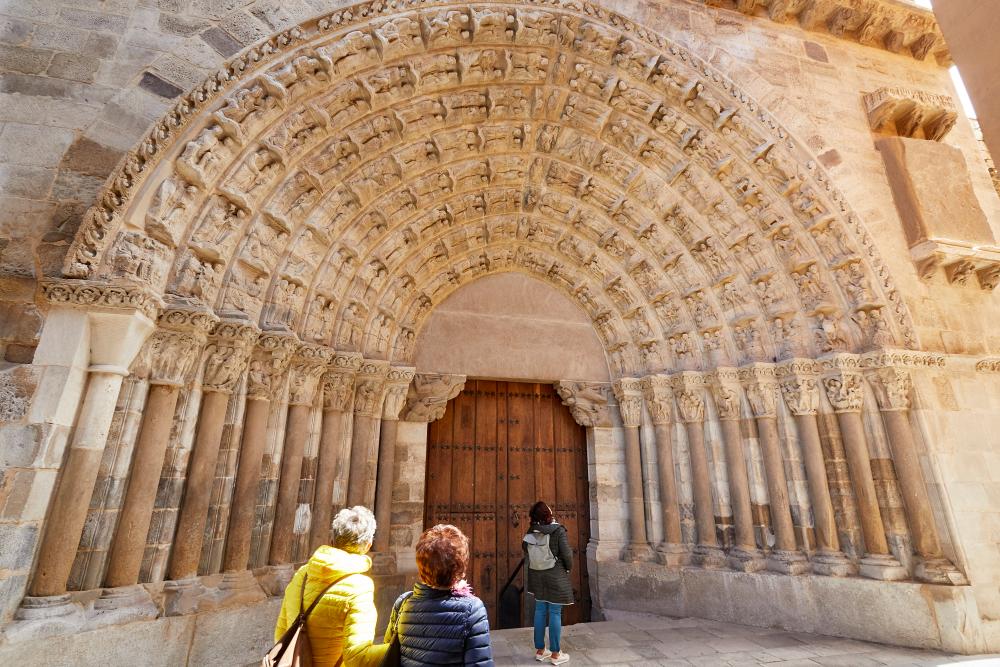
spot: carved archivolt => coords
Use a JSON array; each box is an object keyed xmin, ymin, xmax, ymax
[{"xmin": 62, "ymin": 0, "xmax": 918, "ymax": 377}]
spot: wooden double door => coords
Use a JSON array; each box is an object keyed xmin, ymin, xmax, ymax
[{"xmin": 424, "ymin": 380, "xmax": 592, "ymax": 626}]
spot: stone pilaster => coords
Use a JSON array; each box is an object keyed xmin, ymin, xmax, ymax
[
  {"xmin": 310, "ymin": 352, "xmax": 363, "ymax": 552},
  {"xmin": 864, "ymin": 356, "xmax": 966, "ymax": 585},
  {"xmin": 709, "ymin": 368, "xmax": 765, "ymax": 573},
  {"xmin": 372, "ymin": 366, "xmax": 416, "ymax": 569},
  {"xmin": 739, "ymin": 363, "xmax": 809, "ymax": 575},
  {"xmin": 821, "ymin": 354, "xmax": 906, "ymax": 581},
  {"xmin": 639, "ymin": 374, "xmax": 688, "ymax": 566},
  {"xmin": 672, "ymin": 372, "xmax": 726, "ymax": 569},
  {"xmin": 346, "ymin": 360, "xmax": 390, "ymax": 508},
  {"xmin": 614, "ymin": 378, "xmax": 654, "ymax": 562}
]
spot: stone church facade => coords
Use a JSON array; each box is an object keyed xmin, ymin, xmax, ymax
[{"xmin": 0, "ymin": 0, "xmax": 999, "ymax": 663}]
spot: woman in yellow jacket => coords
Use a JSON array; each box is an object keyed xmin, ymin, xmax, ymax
[{"xmin": 275, "ymin": 506, "xmax": 387, "ymax": 667}]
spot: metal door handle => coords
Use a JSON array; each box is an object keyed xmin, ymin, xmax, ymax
[{"xmin": 511, "ymin": 508, "xmax": 520, "ymax": 527}]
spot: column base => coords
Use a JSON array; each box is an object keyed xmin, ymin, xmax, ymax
[
  {"xmin": 88, "ymin": 585, "xmax": 158, "ymax": 628},
  {"xmin": 766, "ymin": 550, "xmax": 810, "ymax": 575},
  {"xmin": 621, "ymin": 542, "xmax": 655, "ymax": 563},
  {"xmin": 200, "ymin": 570, "xmax": 268, "ymax": 611},
  {"xmin": 694, "ymin": 544, "xmax": 728, "ymax": 569},
  {"xmin": 810, "ymin": 550, "xmax": 858, "ymax": 577},
  {"xmin": 1, "ymin": 594, "xmax": 86, "ymax": 642},
  {"xmin": 256, "ymin": 563, "xmax": 295, "ymax": 597},
  {"xmin": 915, "ymin": 558, "xmax": 968, "ymax": 586},
  {"xmin": 655, "ymin": 542, "xmax": 691, "ymax": 567},
  {"xmin": 728, "ymin": 547, "xmax": 766, "ymax": 573},
  {"xmin": 858, "ymin": 554, "xmax": 908, "ymax": 581},
  {"xmin": 162, "ymin": 577, "xmax": 205, "ymax": 616}
]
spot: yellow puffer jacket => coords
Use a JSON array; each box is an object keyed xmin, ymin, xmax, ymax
[{"xmin": 274, "ymin": 546, "xmax": 386, "ymax": 667}]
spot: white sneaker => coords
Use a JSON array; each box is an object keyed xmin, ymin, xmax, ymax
[
  {"xmin": 534, "ymin": 650, "xmax": 552, "ymax": 661},
  {"xmin": 550, "ymin": 652, "xmax": 570, "ymax": 665}
]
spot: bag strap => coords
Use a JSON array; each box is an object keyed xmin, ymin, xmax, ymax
[
  {"xmin": 300, "ymin": 572, "xmax": 355, "ymax": 621},
  {"xmin": 386, "ymin": 590, "xmax": 414, "ymax": 639}
]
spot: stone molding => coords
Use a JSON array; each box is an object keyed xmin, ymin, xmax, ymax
[
  {"xmin": 58, "ymin": 0, "xmax": 920, "ymax": 368},
  {"xmin": 403, "ymin": 373, "xmax": 467, "ymax": 422},
  {"xmin": 612, "ymin": 378, "xmax": 644, "ymax": 428},
  {"xmin": 671, "ymin": 371, "xmax": 706, "ymax": 424},
  {"xmin": 976, "ymin": 358, "xmax": 1000, "ymax": 374},
  {"xmin": 353, "ymin": 359, "xmax": 390, "ymax": 417},
  {"xmin": 382, "ymin": 366, "xmax": 417, "ymax": 420},
  {"xmin": 864, "ymin": 87, "xmax": 957, "ymax": 141},
  {"xmin": 639, "ymin": 374, "xmax": 673, "ymax": 425},
  {"xmin": 39, "ymin": 279, "xmax": 162, "ymax": 321},
  {"xmin": 287, "ymin": 343, "xmax": 335, "ymax": 406},
  {"xmin": 245, "ymin": 331, "xmax": 297, "ymax": 400},
  {"xmin": 860, "ymin": 348, "xmax": 945, "ymax": 369},
  {"xmin": 555, "ymin": 381, "xmax": 612, "ymax": 428},
  {"xmin": 202, "ymin": 320, "xmax": 260, "ymax": 394}
]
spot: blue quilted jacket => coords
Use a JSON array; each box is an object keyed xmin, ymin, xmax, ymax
[{"xmin": 385, "ymin": 582, "xmax": 494, "ymax": 667}]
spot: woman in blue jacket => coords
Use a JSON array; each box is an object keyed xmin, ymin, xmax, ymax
[{"xmin": 385, "ymin": 524, "xmax": 494, "ymax": 666}]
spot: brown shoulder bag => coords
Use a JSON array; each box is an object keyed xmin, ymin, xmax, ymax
[{"xmin": 263, "ymin": 572, "xmax": 352, "ymax": 667}]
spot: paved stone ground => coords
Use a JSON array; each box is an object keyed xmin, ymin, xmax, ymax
[{"xmin": 489, "ymin": 610, "xmax": 1000, "ymax": 667}]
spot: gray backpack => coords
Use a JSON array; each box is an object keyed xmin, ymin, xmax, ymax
[{"xmin": 524, "ymin": 531, "xmax": 557, "ymax": 570}]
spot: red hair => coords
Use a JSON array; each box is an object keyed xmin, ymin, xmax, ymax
[{"xmin": 416, "ymin": 524, "xmax": 469, "ymax": 588}]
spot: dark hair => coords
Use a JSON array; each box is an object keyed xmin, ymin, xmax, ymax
[
  {"xmin": 529, "ymin": 501, "xmax": 553, "ymax": 525},
  {"xmin": 416, "ymin": 524, "xmax": 469, "ymax": 588}
]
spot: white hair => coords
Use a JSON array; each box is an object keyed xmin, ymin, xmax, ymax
[{"xmin": 331, "ymin": 506, "xmax": 376, "ymax": 553}]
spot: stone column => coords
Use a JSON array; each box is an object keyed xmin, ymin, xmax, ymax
[
  {"xmin": 24, "ymin": 297, "xmax": 155, "ymax": 623},
  {"xmin": 164, "ymin": 320, "xmax": 257, "ymax": 613},
  {"xmin": 777, "ymin": 360, "xmax": 854, "ymax": 576},
  {"xmin": 865, "ymin": 360, "xmax": 965, "ymax": 585},
  {"xmin": 613, "ymin": 378, "xmax": 654, "ymax": 562},
  {"xmin": 671, "ymin": 372, "xmax": 726, "ymax": 568},
  {"xmin": 639, "ymin": 375, "xmax": 688, "ymax": 566},
  {"xmin": 268, "ymin": 343, "xmax": 331, "ymax": 567},
  {"xmin": 709, "ymin": 369, "xmax": 765, "ymax": 572},
  {"xmin": 372, "ymin": 366, "xmax": 416, "ymax": 570},
  {"xmin": 739, "ymin": 364, "xmax": 809, "ymax": 575},
  {"xmin": 97, "ymin": 307, "xmax": 216, "ymax": 620},
  {"xmin": 346, "ymin": 360, "xmax": 389, "ymax": 508},
  {"xmin": 310, "ymin": 353, "xmax": 363, "ymax": 552},
  {"xmin": 821, "ymin": 354, "xmax": 906, "ymax": 581}
]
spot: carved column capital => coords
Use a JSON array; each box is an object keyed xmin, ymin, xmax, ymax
[
  {"xmin": 287, "ymin": 343, "xmax": 334, "ymax": 406},
  {"xmin": 146, "ymin": 305, "xmax": 218, "ymax": 386},
  {"xmin": 709, "ymin": 367, "xmax": 742, "ymax": 421},
  {"xmin": 382, "ymin": 366, "xmax": 416, "ymax": 421},
  {"xmin": 639, "ymin": 374, "xmax": 673, "ymax": 426},
  {"xmin": 245, "ymin": 331, "xmax": 297, "ymax": 401},
  {"xmin": 321, "ymin": 352, "xmax": 362, "ymax": 412},
  {"xmin": 738, "ymin": 363, "xmax": 778, "ymax": 419},
  {"xmin": 403, "ymin": 373, "xmax": 466, "ymax": 422},
  {"xmin": 554, "ymin": 381, "xmax": 612, "ymax": 428},
  {"xmin": 776, "ymin": 358, "xmax": 821, "ymax": 416},
  {"xmin": 865, "ymin": 365, "xmax": 913, "ymax": 412},
  {"xmin": 820, "ymin": 353, "xmax": 865, "ymax": 413},
  {"xmin": 202, "ymin": 319, "xmax": 259, "ymax": 394},
  {"xmin": 671, "ymin": 372, "xmax": 706, "ymax": 424},
  {"xmin": 613, "ymin": 378, "xmax": 644, "ymax": 428},
  {"xmin": 353, "ymin": 359, "xmax": 390, "ymax": 418}
]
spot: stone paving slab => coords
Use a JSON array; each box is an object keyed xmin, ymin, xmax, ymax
[{"xmin": 490, "ymin": 610, "xmax": 1000, "ymax": 667}]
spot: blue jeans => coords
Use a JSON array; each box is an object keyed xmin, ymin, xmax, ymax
[{"xmin": 533, "ymin": 600, "xmax": 563, "ymax": 653}]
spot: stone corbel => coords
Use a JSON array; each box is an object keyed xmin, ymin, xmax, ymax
[
  {"xmin": 911, "ymin": 241, "xmax": 1000, "ymax": 290},
  {"xmin": 353, "ymin": 359, "xmax": 390, "ymax": 418},
  {"xmin": 554, "ymin": 381, "xmax": 612, "ymax": 428},
  {"xmin": 402, "ymin": 373, "xmax": 467, "ymax": 422},
  {"xmin": 287, "ymin": 342, "xmax": 334, "ymax": 406},
  {"xmin": 245, "ymin": 331, "xmax": 297, "ymax": 400},
  {"xmin": 864, "ymin": 87, "xmax": 958, "ymax": 141},
  {"xmin": 382, "ymin": 366, "xmax": 416, "ymax": 421}
]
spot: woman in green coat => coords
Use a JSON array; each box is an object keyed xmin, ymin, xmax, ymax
[{"xmin": 522, "ymin": 501, "xmax": 573, "ymax": 665}]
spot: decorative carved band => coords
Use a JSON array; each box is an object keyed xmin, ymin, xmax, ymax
[
  {"xmin": 403, "ymin": 373, "xmax": 466, "ymax": 422},
  {"xmin": 40, "ymin": 279, "xmax": 161, "ymax": 321},
  {"xmin": 977, "ymin": 358, "xmax": 1000, "ymax": 374},
  {"xmin": 555, "ymin": 381, "xmax": 611, "ymax": 428}
]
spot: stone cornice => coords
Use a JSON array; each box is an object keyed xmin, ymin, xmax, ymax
[{"xmin": 704, "ymin": 0, "xmax": 948, "ymax": 65}]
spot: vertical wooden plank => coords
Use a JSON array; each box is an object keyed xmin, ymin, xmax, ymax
[
  {"xmin": 474, "ymin": 380, "xmax": 498, "ymax": 623},
  {"xmin": 424, "ymin": 398, "xmax": 454, "ymax": 528}
]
